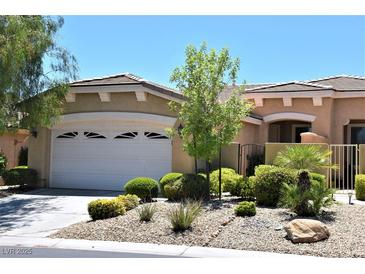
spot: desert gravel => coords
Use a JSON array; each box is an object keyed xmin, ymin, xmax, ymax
[{"xmin": 51, "ymin": 198, "xmax": 365, "ymax": 258}]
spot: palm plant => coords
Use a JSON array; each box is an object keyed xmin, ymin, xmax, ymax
[
  {"xmin": 280, "ymin": 171, "xmax": 335, "ymax": 216},
  {"xmin": 273, "ymin": 144, "xmax": 336, "ymax": 172}
]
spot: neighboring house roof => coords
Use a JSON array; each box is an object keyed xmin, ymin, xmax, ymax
[
  {"xmin": 70, "ymin": 73, "xmax": 185, "ymax": 100},
  {"xmin": 223, "ymin": 75, "xmax": 365, "ymax": 94},
  {"xmin": 307, "ymin": 75, "xmax": 365, "ymax": 91},
  {"xmin": 245, "ymin": 81, "xmax": 332, "ymax": 93}
]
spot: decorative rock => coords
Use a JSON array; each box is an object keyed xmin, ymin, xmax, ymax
[
  {"xmin": 274, "ymin": 225, "xmax": 283, "ymax": 231},
  {"xmin": 284, "ymin": 219, "xmax": 330, "ymax": 243}
]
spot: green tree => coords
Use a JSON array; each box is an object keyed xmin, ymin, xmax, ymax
[
  {"xmin": 0, "ymin": 16, "xmax": 78, "ymax": 133},
  {"xmin": 170, "ymin": 42, "xmax": 252, "ymax": 197}
]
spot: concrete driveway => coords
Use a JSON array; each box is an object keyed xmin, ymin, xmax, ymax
[{"xmin": 0, "ymin": 188, "xmax": 121, "ymax": 237}]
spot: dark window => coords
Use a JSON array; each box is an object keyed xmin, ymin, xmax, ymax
[
  {"xmin": 351, "ymin": 127, "xmax": 365, "ymax": 144},
  {"xmin": 84, "ymin": 132, "xmax": 106, "ymax": 139},
  {"xmin": 114, "ymin": 132, "xmax": 138, "ymax": 139},
  {"xmin": 144, "ymin": 132, "xmax": 168, "ymax": 139},
  {"xmin": 294, "ymin": 126, "xmax": 311, "ymax": 143},
  {"xmin": 56, "ymin": 132, "xmax": 78, "ymax": 139}
]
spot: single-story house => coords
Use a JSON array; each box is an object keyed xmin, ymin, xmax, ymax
[{"xmin": 28, "ymin": 73, "xmax": 365, "ymax": 190}]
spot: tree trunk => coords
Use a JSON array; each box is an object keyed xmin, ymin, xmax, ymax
[
  {"xmin": 194, "ymin": 156, "xmax": 198, "ymax": 175},
  {"xmin": 205, "ymin": 160, "xmax": 211, "ymax": 200},
  {"xmin": 218, "ymin": 144, "xmax": 222, "ymax": 200}
]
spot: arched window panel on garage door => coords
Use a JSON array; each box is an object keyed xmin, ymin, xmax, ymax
[
  {"xmin": 56, "ymin": 132, "xmax": 78, "ymax": 139},
  {"xmin": 114, "ymin": 132, "xmax": 139, "ymax": 139},
  {"xmin": 144, "ymin": 131, "xmax": 169, "ymax": 139},
  {"xmin": 84, "ymin": 132, "xmax": 107, "ymax": 139}
]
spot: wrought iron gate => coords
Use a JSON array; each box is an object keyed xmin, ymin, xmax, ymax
[
  {"xmin": 239, "ymin": 144, "xmax": 264, "ymax": 177},
  {"xmin": 329, "ymin": 144, "xmax": 359, "ymax": 191}
]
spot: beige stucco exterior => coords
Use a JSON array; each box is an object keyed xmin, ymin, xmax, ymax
[
  {"xmin": 0, "ymin": 130, "xmax": 29, "ymax": 169},
  {"xmin": 27, "ymin": 74, "xmax": 365, "ymax": 189},
  {"xmin": 28, "ymin": 91, "xmax": 194, "ymax": 186}
]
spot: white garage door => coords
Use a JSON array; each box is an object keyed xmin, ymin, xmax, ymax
[{"xmin": 50, "ymin": 128, "xmax": 172, "ymax": 190}]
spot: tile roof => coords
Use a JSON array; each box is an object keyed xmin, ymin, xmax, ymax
[
  {"xmin": 70, "ymin": 73, "xmax": 184, "ymax": 100},
  {"xmin": 245, "ymin": 81, "xmax": 332, "ymax": 93},
  {"xmin": 307, "ymin": 75, "xmax": 365, "ymax": 91},
  {"xmin": 223, "ymin": 75, "xmax": 365, "ymax": 94}
]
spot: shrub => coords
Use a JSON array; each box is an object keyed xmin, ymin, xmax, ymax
[
  {"xmin": 310, "ymin": 172, "xmax": 326, "ymax": 184},
  {"xmin": 355, "ymin": 175, "xmax": 365, "ymax": 201},
  {"xmin": 115, "ymin": 194, "xmax": 140, "ymax": 210},
  {"xmin": 2, "ymin": 166, "xmax": 38, "ymax": 188},
  {"xmin": 240, "ymin": 176, "xmax": 256, "ymax": 200},
  {"xmin": 0, "ymin": 152, "xmax": 7, "ymax": 176},
  {"xmin": 88, "ymin": 199, "xmax": 126, "ymax": 220},
  {"xmin": 163, "ymin": 174, "xmax": 209, "ymax": 201},
  {"xmin": 124, "ymin": 177, "xmax": 159, "ymax": 202},
  {"xmin": 168, "ymin": 200, "xmax": 202, "ymax": 232},
  {"xmin": 159, "ymin": 172, "xmax": 182, "ymax": 197},
  {"xmin": 254, "ymin": 165, "xmax": 296, "ymax": 207},
  {"xmin": 164, "ymin": 183, "xmax": 181, "ymax": 201},
  {"xmin": 227, "ymin": 176, "xmax": 255, "ymax": 200},
  {"xmin": 137, "ymin": 203, "xmax": 157, "ymax": 222},
  {"xmin": 209, "ymin": 168, "xmax": 238, "ymax": 195},
  {"xmin": 280, "ymin": 170, "xmax": 335, "ymax": 216},
  {"xmin": 234, "ymin": 201, "xmax": 256, "ymax": 217}
]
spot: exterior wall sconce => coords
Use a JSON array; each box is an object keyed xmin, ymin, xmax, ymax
[{"xmin": 31, "ymin": 129, "xmax": 37, "ymax": 138}]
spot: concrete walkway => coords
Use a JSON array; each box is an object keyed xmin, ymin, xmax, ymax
[
  {"xmin": 0, "ymin": 235, "xmax": 354, "ymax": 259},
  {"xmin": 0, "ymin": 188, "xmax": 120, "ymax": 237},
  {"xmin": 334, "ymin": 193, "xmax": 365, "ymax": 205}
]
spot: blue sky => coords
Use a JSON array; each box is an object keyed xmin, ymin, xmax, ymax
[{"xmin": 58, "ymin": 16, "xmax": 365, "ymax": 87}]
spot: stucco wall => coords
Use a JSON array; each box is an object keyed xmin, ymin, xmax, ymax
[
  {"xmin": 28, "ymin": 127, "xmax": 51, "ymax": 187},
  {"xmin": 252, "ymin": 97, "xmax": 334, "ymax": 143},
  {"xmin": 171, "ymin": 135, "xmax": 195, "ymax": 174},
  {"xmin": 64, "ymin": 92, "xmax": 176, "ymax": 117},
  {"xmin": 0, "ymin": 131, "xmax": 29, "ymax": 169},
  {"xmin": 235, "ymin": 122, "xmax": 260, "ymax": 144},
  {"xmin": 333, "ymin": 98, "xmax": 365, "ymax": 144}
]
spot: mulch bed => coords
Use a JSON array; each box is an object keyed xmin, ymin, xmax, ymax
[{"xmin": 50, "ymin": 197, "xmax": 365, "ymax": 258}]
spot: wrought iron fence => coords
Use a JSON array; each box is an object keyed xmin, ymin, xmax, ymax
[{"xmin": 329, "ymin": 144, "xmax": 359, "ymax": 192}]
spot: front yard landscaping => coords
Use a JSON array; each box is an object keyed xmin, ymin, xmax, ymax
[
  {"xmin": 51, "ymin": 196, "xmax": 365, "ymax": 258},
  {"xmin": 49, "ymin": 145, "xmax": 365, "ymax": 258}
]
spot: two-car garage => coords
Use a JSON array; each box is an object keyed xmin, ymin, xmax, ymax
[{"xmin": 49, "ymin": 113, "xmax": 175, "ymax": 191}]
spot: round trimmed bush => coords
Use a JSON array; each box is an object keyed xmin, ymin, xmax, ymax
[
  {"xmin": 159, "ymin": 172, "xmax": 182, "ymax": 197},
  {"xmin": 124, "ymin": 177, "xmax": 159, "ymax": 201},
  {"xmin": 164, "ymin": 183, "xmax": 181, "ymax": 201},
  {"xmin": 255, "ymin": 165, "xmax": 296, "ymax": 207},
  {"xmin": 234, "ymin": 201, "xmax": 256, "ymax": 217},
  {"xmin": 355, "ymin": 175, "xmax": 365, "ymax": 201},
  {"xmin": 164, "ymin": 174, "xmax": 209, "ymax": 201},
  {"xmin": 88, "ymin": 199, "xmax": 126, "ymax": 220},
  {"xmin": 210, "ymin": 168, "xmax": 238, "ymax": 195},
  {"xmin": 115, "ymin": 194, "xmax": 140, "ymax": 210}
]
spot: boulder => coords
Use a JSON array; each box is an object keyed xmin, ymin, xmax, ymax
[{"xmin": 284, "ymin": 219, "xmax": 330, "ymax": 243}]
